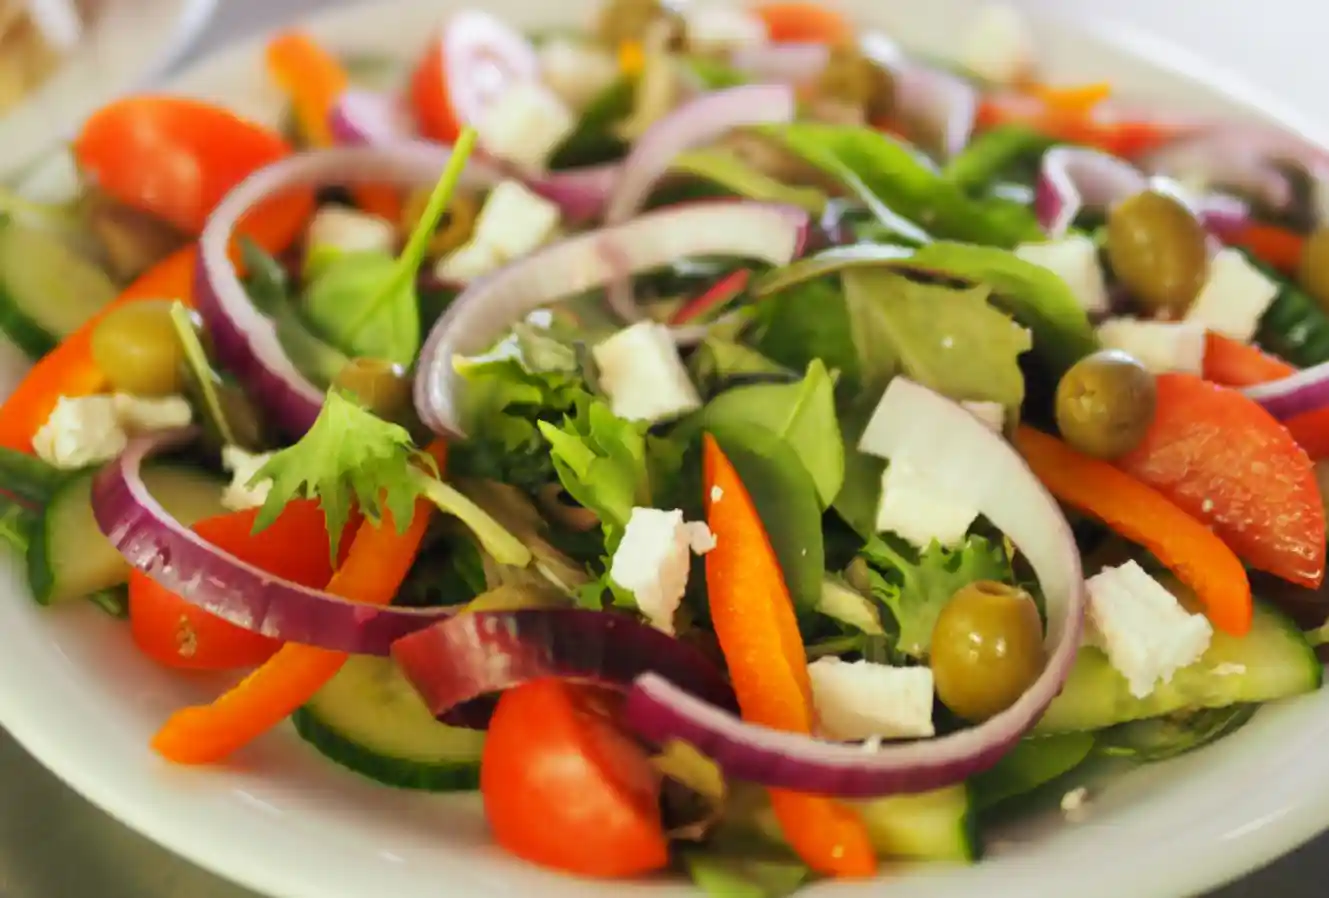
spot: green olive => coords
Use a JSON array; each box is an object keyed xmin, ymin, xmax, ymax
[
  {"xmin": 89, "ymin": 300, "xmax": 187, "ymax": 396},
  {"xmin": 815, "ymin": 43, "xmax": 896, "ymax": 122},
  {"xmin": 930, "ymin": 580, "xmax": 1046, "ymax": 722},
  {"xmin": 1298, "ymin": 227, "xmax": 1329, "ymax": 314},
  {"xmin": 1054, "ymin": 349, "xmax": 1157, "ymax": 460},
  {"xmin": 401, "ymin": 189, "xmax": 480, "ymax": 260},
  {"xmin": 1106, "ymin": 190, "xmax": 1209, "ymax": 314},
  {"xmin": 332, "ymin": 357, "xmax": 413, "ymax": 422}
]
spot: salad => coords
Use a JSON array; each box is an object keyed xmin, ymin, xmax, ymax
[{"xmin": 1, "ymin": 0, "xmax": 1328, "ymax": 894}]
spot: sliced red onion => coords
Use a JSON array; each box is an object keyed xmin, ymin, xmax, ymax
[
  {"xmin": 893, "ymin": 64, "xmax": 977, "ymax": 161},
  {"xmin": 329, "ymin": 89, "xmax": 418, "ymax": 147},
  {"xmin": 1036, "ymin": 146, "xmax": 1148, "ymax": 237},
  {"xmin": 604, "ymin": 84, "xmax": 797, "ymax": 224},
  {"xmin": 392, "ymin": 608, "xmax": 737, "ymax": 728},
  {"xmin": 196, "ymin": 144, "xmax": 501, "ymax": 437},
  {"xmin": 528, "ymin": 163, "xmax": 621, "ymax": 223},
  {"xmin": 623, "ymin": 378, "xmax": 1086, "ymax": 797},
  {"xmin": 92, "ymin": 431, "xmax": 456, "ymax": 653},
  {"xmin": 1244, "ymin": 360, "xmax": 1329, "ymax": 420},
  {"xmin": 729, "ymin": 42, "xmax": 829, "ymax": 84},
  {"xmin": 414, "ymin": 200, "xmax": 809, "ymax": 437}
]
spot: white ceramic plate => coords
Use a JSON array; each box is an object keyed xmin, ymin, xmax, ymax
[
  {"xmin": 2, "ymin": 1, "xmax": 1329, "ymax": 897},
  {"xmin": 0, "ymin": 0, "xmax": 218, "ymax": 182}
]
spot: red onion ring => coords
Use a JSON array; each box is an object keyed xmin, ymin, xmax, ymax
[
  {"xmin": 195, "ymin": 144, "xmax": 501, "ymax": 437},
  {"xmin": 1244, "ymin": 360, "xmax": 1329, "ymax": 420},
  {"xmin": 91, "ymin": 431, "xmax": 456, "ymax": 654},
  {"xmin": 622, "ymin": 378, "xmax": 1086, "ymax": 797},
  {"xmin": 328, "ymin": 88, "xmax": 417, "ymax": 148},
  {"xmin": 412, "ymin": 200, "xmax": 809, "ymax": 438}
]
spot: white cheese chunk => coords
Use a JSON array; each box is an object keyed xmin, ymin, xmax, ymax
[
  {"xmin": 305, "ymin": 205, "xmax": 396, "ymax": 278},
  {"xmin": 957, "ymin": 4, "xmax": 1035, "ymax": 85},
  {"xmin": 875, "ymin": 458, "xmax": 979, "ymax": 549},
  {"xmin": 221, "ymin": 446, "xmax": 275, "ymax": 512},
  {"xmin": 32, "ymin": 395, "xmax": 127, "ymax": 470},
  {"xmin": 434, "ymin": 240, "xmax": 504, "ymax": 284},
  {"xmin": 592, "ymin": 321, "xmax": 702, "ymax": 423},
  {"xmin": 1085, "ymin": 560, "xmax": 1213, "ymax": 699},
  {"xmin": 1095, "ymin": 318, "xmax": 1206, "ymax": 375},
  {"xmin": 471, "ymin": 179, "xmax": 562, "ymax": 262},
  {"xmin": 112, "ymin": 394, "xmax": 193, "ymax": 433},
  {"xmin": 539, "ymin": 38, "xmax": 619, "ymax": 111},
  {"xmin": 960, "ymin": 400, "xmax": 1005, "ymax": 433},
  {"xmin": 609, "ymin": 508, "xmax": 715, "ymax": 634},
  {"xmin": 808, "ymin": 657, "xmax": 936, "ymax": 740},
  {"xmin": 1184, "ymin": 248, "xmax": 1279, "ymax": 342},
  {"xmin": 475, "ymin": 81, "xmax": 576, "ymax": 172},
  {"xmin": 683, "ymin": 4, "xmax": 769, "ymax": 55},
  {"xmin": 1015, "ymin": 236, "xmax": 1110, "ymax": 315}
]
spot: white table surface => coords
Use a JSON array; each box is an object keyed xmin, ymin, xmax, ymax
[{"xmin": 0, "ymin": 1, "xmax": 1325, "ymax": 895}]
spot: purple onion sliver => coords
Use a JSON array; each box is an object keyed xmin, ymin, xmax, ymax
[
  {"xmin": 328, "ymin": 88, "xmax": 418, "ymax": 147},
  {"xmin": 1244, "ymin": 360, "xmax": 1329, "ymax": 420}
]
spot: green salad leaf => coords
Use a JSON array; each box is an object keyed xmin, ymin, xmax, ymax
[
  {"xmin": 831, "ymin": 395, "xmax": 887, "ymax": 538},
  {"xmin": 302, "ymin": 128, "xmax": 477, "ymax": 366},
  {"xmin": 752, "ymin": 276, "xmax": 860, "ymax": 392},
  {"xmin": 843, "ymin": 268, "xmax": 1031, "ymax": 410},
  {"xmin": 860, "ymin": 533, "xmax": 1012, "ymax": 658},
  {"xmin": 683, "ymin": 852, "xmax": 809, "ymax": 898},
  {"xmin": 238, "ymin": 236, "xmax": 291, "ymax": 314},
  {"xmin": 701, "ymin": 359, "xmax": 845, "ymax": 507},
  {"xmin": 971, "ymin": 732, "xmax": 1096, "ymax": 811},
  {"xmin": 671, "ymin": 148, "xmax": 827, "ymax": 214},
  {"xmin": 549, "ymin": 77, "xmax": 634, "ymax": 169},
  {"xmin": 941, "ymin": 125, "xmax": 1053, "ymax": 193},
  {"xmin": 688, "ymin": 337, "xmax": 795, "ymax": 397}
]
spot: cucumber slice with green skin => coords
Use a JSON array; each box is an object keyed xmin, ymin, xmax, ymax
[
  {"xmin": 0, "ymin": 219, "xmax": 118, "ymax": 358},
  {"xmin": 1035, "ymin": 601, "xmax": 1321, "ymax": 734},
  {"xmin": 27, "ymin": 464, "xmax": 227, "ymax": 605},
  {"xmin": 0, "ymin": 445, "xmax": 64, "ymax": 506},
  {"xmin": 971, "ymin": 733, "xmax": 1096, "ymax": 811},
  {"xmin": 293, "ymin": 655, "xmax": 484, "ymax": 792},
  {"xmin": 1097, "ymin": 705, "xmax": 1258, "ymax": 762}
]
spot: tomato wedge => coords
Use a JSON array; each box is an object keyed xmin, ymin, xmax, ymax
[
  {"xmin": 1117, "ymin": 373, "xmax": 1326, "ymax": 589},
  {"xmin": 481, "ymin": 679, "xmax": 669, "ymax": 878},
  {"xmin": 409, "ymin": 10, "xmax": 537, "ymax": 143},
  {"xmin": 130, "ymin": 500, "xmax": 340, "ymax": 670},
  {"xmin": 74, "ymin": 97, "xmax": 297, "ymax": 235}
]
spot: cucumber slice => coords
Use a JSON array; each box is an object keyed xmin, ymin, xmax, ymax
[
  {"xmin": 27, "ymin": 464, "xmax": 227, "ymax": 605},
  {"xmin": 293, "ymin": 655, "xmax": 484, "ymax": 792},
  {"xmin": 971, "ymin": 733, "xmax": 1096, "ymax": 811},
  {"xmin": 1098, "ymin": 705, "xmax": 1258, "ymax": 762},
  {"xmin": 0, "ymin": 220, "xmax": 118, "ymax": 358},
  {"xmin": 1035, "ymin": 601, "xmax": 1321, "ymax": 733}
]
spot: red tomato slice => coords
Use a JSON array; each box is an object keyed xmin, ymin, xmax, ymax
[
  {"xmin": 480, "ymin": 679, "xmax": 669, "ymax": 878},
  {"xmin": 129, "ymin": 500, "xmax": 338, "ymax": 670},
  {"xmin": 409, "ymin": 10, "xmax": 537, "ymax": 143},
  {"xmin": 1117, "ymin": 373, "xmax": 1326, "ymax": 589}
]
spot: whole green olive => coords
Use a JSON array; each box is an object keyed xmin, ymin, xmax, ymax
[
  {"xmin": 815, "ymin": 43, "xmax": 896, "ymax": 122},
  {"xmin": 930, "ymin": 580, "xmax": 1046, "ymax": 722},
  {"xmin": 1298, "ymin": 226, "xmax": 1329, "ymax": 314},
  {"xmin": 333, "ymin": 357, "xmax": 413, "ymax": 422},
  {"xmin": 1055, "ymin": 349, "xmax": 1157, "ymax": 460},
  {"xmin": 90, "ymin": 299, "xmax": 187, "ymax": 396},
  {"xmin": 1106, "ymin": 190, "xmax": 1209, "ymax": 314}
]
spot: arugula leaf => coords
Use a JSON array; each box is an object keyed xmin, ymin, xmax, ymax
[
  {"xmin": 941, "ymin": 125, "xmax": 1053, "ymax": 194},
  {"xmin": 688, "ymin": 337, "xmax": 795, "ymax": 397},
  {"xmin": 764, "ymin": 122, "xmax": 1043, "ymax": 247},
  {"xmin": 909, "ymin": 241, "xmax": 1098, "ymax": 374},
  {"xmin": 548, "ymin": 77, "xmax": 634, "ymax": 170},
  {"xmin": 842, "ymin": 268, "xmax": 1031, "ymax": 410},
  {"xmin": 831, "ymin": 395, "xmax": 886, "ymax": 538},
  {"xmin": 670, "ymin": 148, "xmax": 827, "ymax": 214},
  {"xmin": 684, "ymin": 56, "xmax": 750, "ymax": 90},
  {"xmin": 302, "ymin": 128, "xmax": 478, "ymax": 366},
  {"xmin": 860, "ymin": 533, "xmax": 1012, "ymax": 658},
  {"xmin": 702, "ymin": 420, "xmax": 825, "ymax": 612},
  {"xmin": 238, "ymin": 236, "xmax": 291, "ymax": 314},
  {"xmin": 701, "ymin": 360, "xmax": 844, "ymax": 508},
  {"xmin": 752, "ymin": 276, "xmax": 861, "ymax": 393}
]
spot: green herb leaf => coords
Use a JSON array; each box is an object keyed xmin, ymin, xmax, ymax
[
  {"xmin": 971, "ymin": 733, "xmax": 1096, "ymax": 811},
  {"xmin": 671, "ymin": 148, "xmax": 827, "ymax": 214},
  {"xmin": 549, "ymin": 77, "xmax": 634, "ymax": 169},
  {"xmin": 394, "ymin": 533, "xmax": 488, "ymax": 607},
  {"xmin": 252, "ymin": 390, "xmax": 433, "ymax": 562},
  {"xmin": 941, "ymin": 125, "xmax": 1053, "ymax": 193},
  {"xmin": 831, "ymin": 394, "xmax": 886, "ymax": 538},
  {"xmin": 238, "ymin": 236, "xmax": 290, "ymax": 314},
  {"xmin": 753, "ymin": 276, "xmax": 861, "ymax": 392},
  {"xmin": 170, "ymin": 301, "xmax": 237, "ymax": 447},
  {"xmin": 842, "ymin": 268, "xmax": 1031, "ymax": 410},
  {"xmin": 684, "ymin": 852, "xmax": 809, "ymax": 898},
  {"xmin": 860, "ymin": 533, "xmax": 1012, "ymax": 658},
  {"xmin": 701, "ymin": 359, "xmax": 844, "ymax": 507}
]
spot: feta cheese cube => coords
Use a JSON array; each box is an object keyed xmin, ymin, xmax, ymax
[
  {"xmin": 113, "ymin": 394, "xmax": 192, "ymax": 433},
  {"xmin": 1085, "ymin": 560, "xmax": 1213, "ymax": 699},
  {"xmin": 592, "ymin": 322, "xmax": 702, "ymax": 423},
  {"xmin": 875, "ymin": 458, "xmax": 979, "ymax": 549},
  {"xmin": 1095, "ymin": 318, "xmax": 1206, "ymax": 375},
  {"xmin": 476, "ymin": 81, "xmax": 575, "ymax": 172},
  {"xmin": 32, "ymin": 395, "xmax": 127, "ymax": 470},
  {"xmin": 609, "ymin": 508, "xmax": 715, "ymax": 634},
  {"xmin": 683, "ymin": 4, "xmax": 769, "ymax": 55},
  {"xmin": 957, "ymin": 4, "xmax": 1035, "ymax": 85},
  {"xmin": 1060, "ymin": 786, "xmax": 1091, "ymax": 821},
  {"xmin": 808, "ymin": 657, "xmax": 936, "ymax": 740},
  {"xmin": 1184, "ymin": 248, "xmax": 1279, "ymax": 342},
  {"xmin": 221, "ymin": 446, "xmax": 275, "ymax": 512},
  {"xmin": 539, "ymin": 38, "xmax": 619, "ymax": 111},
  {"xmin": 305, "ymin": 205, "xmax": 396, "ymax": 278},
  {"xmin": 1015, "ymin": 236, "xmax": 1110, "ymax": 315},
  {"xmin": 434, "ymin": 240, "xmax": 504, "ymax": 284},
  {"xmin": 471, "ymin": 180, "xmax": 562, "ymax": 262},
  {"xmin": 960, "ymin": 400, "xmax": 1004, "ymax": 433}
]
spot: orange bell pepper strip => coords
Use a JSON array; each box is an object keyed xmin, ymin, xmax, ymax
[
  {"xmin": 0, "ymin": 184, "xmax": 313, "ymax": 455},
  {"xmin": 701, "ymin": 434, "xmax": 876, "ymax": 878},
  {"xmin": 1201, "ymin": 332, "xmax": 1329, "ymax": 460},
  {"xmin": 1227, "ymin": 221, "xmax": 1305, "ymax": 274},
  {"xmin": 150, "ymin": 442, "xmax": 446, "ymax": 764},
  {"xmin": 752, "ymin": 2, "xmax": 854, "ymax": 44},
  {"xmin": 266, "ymin": 31, "xmax": 402, "ymax": 222},
  {"xmin": 1015, "ymin": 426, "xmax": 1253, "ymax": 636},
  {"xmin": 975, "ymin": 91, "xmax": 1193, "ymax": 159}
]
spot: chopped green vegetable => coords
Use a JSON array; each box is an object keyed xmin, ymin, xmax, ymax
[
  {"xmin": 1098, "ymin": 705, "xmax": 1258, "ymax": 762},
  {"xmin": 971, "ymin": 733, "xmax": 1096, "ymax": 811},
  {"xmin": 549, "ymin": 77, "xmax": 634, "ymax": 170},
  {"xmin": 860, "ymin": 533, "xmax": 1012, "ymax": 658},
  {"xmin": 394, "ymin": 533, "xmax": 488, "ymax": 608},
  {"xmin": 830, "ymin": 395, "xmax": 886, "ymax": 538},
  {"xmin": 689, "ymin": 337, "xmax": 795, "ymax": 396},
  {"xmin": 941, "ymin": 126, "xmax": 1053, "ymax": 194},
  {"xmin": 684, "ymin": 852, "xmax": 809, "ymax": 898},
  {"xmin": 1251, "ymin": 252, "xmax": 1329, "ymax": 368},
  {"xmin": 170, "ymin": 301, "xmax": 236, "ymax": 447},
  {"xmin": 238, "ymin": 236, "xmax": 290, "ymax": 314},
  {"xmin": 700, "ymin": 360, "xmax": 844, "ymax": 507},
  {"xmin": 753, "ymin": 277, "xmax": 861, "ymax": 393},
  {"xmin": 671, "ymin": 149, "xmax": 827, "ymax": 214}
]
